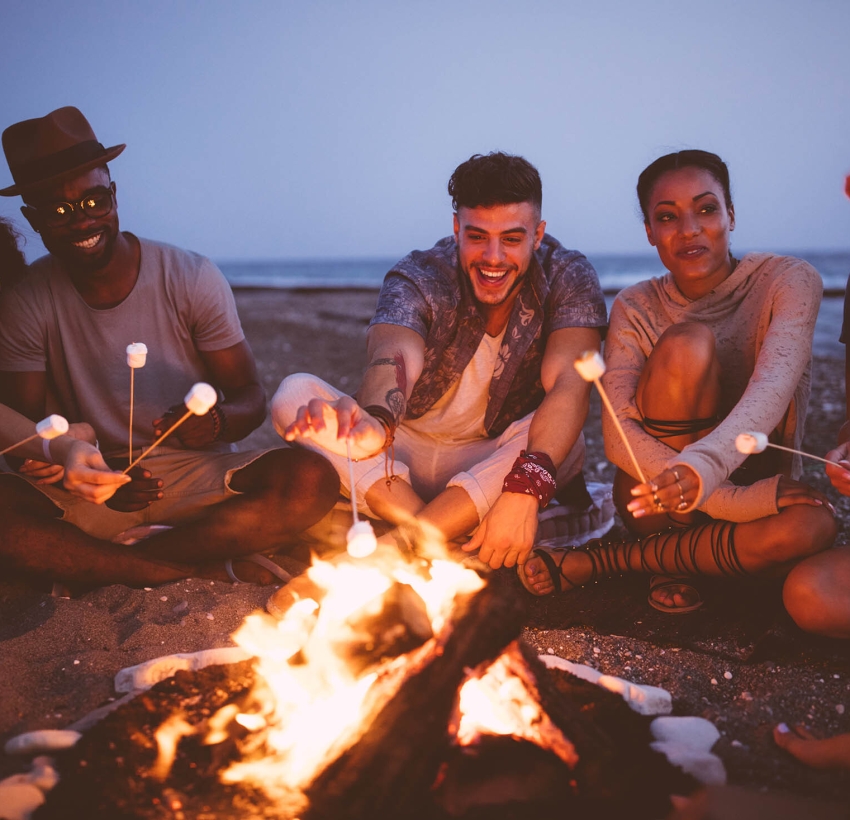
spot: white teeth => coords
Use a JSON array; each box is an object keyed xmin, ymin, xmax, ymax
[
  {"xmin": 73, "ymin": 233, "xmax": 102, "ymax": 249},
  {"xmin": 480, "ymin": 269, "xmax": 507, "ymax": 280}
]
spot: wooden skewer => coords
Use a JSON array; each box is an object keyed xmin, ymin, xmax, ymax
[
  {"xmin": 764, "ymin": 442, "xmax": 837, "ymax": 467},
  {"xmin": 129, "ymin": 367, "xmax": 135, "ymax": 466},
  {"xmin": 0, "ymin": 433, "xmax": 39, "ymax": 458},
  {"xmin": 594, "ymin": 377, "xmax": 648, "ymax": 484},
  {"xmin": 123, "ymin": 410, "xmax": 192, "ymax": 474},
  {"xmin": 0, "ymin": 415, "xmax": 69, "ymax": 458},
  {"xmin": 574, "ymin": 351, "xmax": 647, "ymax": 484}
]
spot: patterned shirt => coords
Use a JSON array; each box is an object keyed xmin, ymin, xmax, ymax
[{"xmin": 370, "ymin": 234, "xmax": 607, "ymax": 436}]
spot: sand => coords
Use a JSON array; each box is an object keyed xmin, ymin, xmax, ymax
[{"xmin": 1, "ymin": 288, "xmax": 848, "ymax": 811}]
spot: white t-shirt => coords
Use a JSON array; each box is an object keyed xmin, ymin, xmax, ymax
[{"xmin": 404, "ymin": 328, "xmax": 507, "ymax": 443}]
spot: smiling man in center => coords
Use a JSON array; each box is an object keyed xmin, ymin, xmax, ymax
[{"xmin": 274, "ymin": 152, "xmax": 607, "ymax": 572}]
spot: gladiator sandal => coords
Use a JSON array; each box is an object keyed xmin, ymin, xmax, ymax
[{"xmin": 520, "ymin": 520, "xmax": 745, "ymax": 597}]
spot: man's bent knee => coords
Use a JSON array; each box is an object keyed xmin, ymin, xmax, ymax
[
  {"xmin": 230, "ymin": 447, "xmax": 339, "ymax": 523},
  {"xmin": 271, "ymin": 372, "xmax": 332, "ymax": 433}
]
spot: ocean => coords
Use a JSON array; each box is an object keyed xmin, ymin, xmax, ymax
[
  {"xmin": 218, "ymin": 250, "xmax": 850, "ymax": 295},
  {"xmin": 220, "ymin": 250, "xmax": 850, "ymax": 358}
]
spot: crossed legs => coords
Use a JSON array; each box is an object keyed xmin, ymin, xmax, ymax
[
  {"xmin": 0, "ymin": 448, "xmax": 339, "ymax": 588},
  {"xmin": 521, "ymin": 323, "xmax": 836, "ymax": 600}
]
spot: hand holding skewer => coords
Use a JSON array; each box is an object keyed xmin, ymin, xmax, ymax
[{"xmin": 123, "ymin": 383, "xmax": 217, "ymax": 474}]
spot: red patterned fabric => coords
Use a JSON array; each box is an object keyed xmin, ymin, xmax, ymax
[{"xmin": 501, "ymin": 450, "xmax": 557, "ymax": 508}]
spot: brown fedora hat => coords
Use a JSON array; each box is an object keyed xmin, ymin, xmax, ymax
[{"xmin": 0, "ymin": 106, "xmax": 125, "ymax": 197}]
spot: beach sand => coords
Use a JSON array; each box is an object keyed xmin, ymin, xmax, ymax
[{"xmin": 1, "ymin": 288, "xmax": 848, "ymax": 810}]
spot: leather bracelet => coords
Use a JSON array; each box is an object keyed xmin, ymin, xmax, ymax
[
  {"xmin": 362, "ymin": 404, "xmax": 396, "ymax": 450},
  {"xmin": 208, "ymin": 405, "xmax": 228, "ymax": 442}
]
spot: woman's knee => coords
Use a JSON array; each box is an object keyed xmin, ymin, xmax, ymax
[
  {"xmin": 647, "ymin": 323, "xmax": 718, "ymax": 385},
  {"xmin": 783, "ymin": 548, "xmax": 850, "ymax": 638}
]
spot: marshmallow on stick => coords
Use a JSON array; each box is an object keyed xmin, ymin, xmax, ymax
[
  {"xmin": 735, "ymin": 432, "xmax": 836, "ymax": 466},
  {"xmin": 574, "ymin": 351, "xmax": 647, "ymax": 484},
  {"xmin": 126, "ymin": 343, "xmax": 148, "ymax": 465},
  {"xmin": 345, "ymin": 436, "xmax": 377, "ymax": 557},
  {"xmin": 123, "ymin": 383, "xmax": 217, "ymax": 474},
  {"xmin": 0, "ymin": 414, "xmax": 69, "ymax": 457}
]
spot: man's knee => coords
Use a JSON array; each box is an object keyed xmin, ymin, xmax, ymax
[
  {"xmin": 270, "ymin": 372, "xmax": 327, "ymax": 433},
  {"xmin": 232, "ymin": 447, "xmax": 339, "ymax": 511}
]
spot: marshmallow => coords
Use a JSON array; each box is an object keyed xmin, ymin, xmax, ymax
[
  {"xmin": 126, "ymin": 342, "xmax": 148, "ymax": 368},
  {"xmin": 35, "ymin": 415, "xmax": 69, "ymax": 440},
  {"xmin": 184, "ymin": 382, "xmax": 217, "ymax": 415},
  {"xmin": 735, "ymin": 432, "xmax": 768, "ymax": 455},
  {"xmin": 574, "ymin": 350, "xmax": 606, "ymax": 382},
  {"xmin": 346, "ymin": 519, "xmax": 378, "ymax": 558}
]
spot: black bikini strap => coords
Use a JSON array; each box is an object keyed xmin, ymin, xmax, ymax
[{"xmin": 642, "ymin": 415, "xmax": 719, "ymax": 439}]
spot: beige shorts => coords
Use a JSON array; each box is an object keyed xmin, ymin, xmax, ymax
[
  {"xmin": 272, "ymin": 374, "xmax": 585, "ymax": 522},
  {"xmin": 5, "ymin": 445, "xmax": 275, "ymax": 542}
]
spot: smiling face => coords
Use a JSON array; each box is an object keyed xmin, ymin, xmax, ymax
[
  {"xmin": 454, "ymin": 201, "xmax": 545, "ymax": 327},
  {"xmin": 21, "ymin": 166, "xmax": 119, "ymax": 274},
  {"xmin": 644, "ymin": 166, "xmax": 735, "ymax": 300}
]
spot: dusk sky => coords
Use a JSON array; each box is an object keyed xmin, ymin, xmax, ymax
[{"xmin": 1, "ymin": 0, "xmax": 847, "ymax": 263}]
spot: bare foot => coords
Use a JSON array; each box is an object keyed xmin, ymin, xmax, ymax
[
  {"xmin": 774, "ymin": 724, "xmax": 850, "ymax": 770},
  {"xmin": 648, "ymin": 575, "xmax": 703, "ymax": 613},
  {"xmin": 517, "ymin": 548, "xmax": 591, "ymax": 596}
]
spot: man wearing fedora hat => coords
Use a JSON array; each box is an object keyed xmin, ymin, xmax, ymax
[{"xmin": 0, "ymin": 106, "xmax": 339, "ymax": 590}]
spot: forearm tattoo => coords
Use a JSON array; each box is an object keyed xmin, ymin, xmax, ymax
[{"xmin": 367, "ymin": 352, "xmax": 407, "ymax": 425}]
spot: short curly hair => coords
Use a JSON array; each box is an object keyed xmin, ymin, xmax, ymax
[
  {"xmin": 448, "ymin": 152, "xmax": 542, "ymax": 214},
  {"xmin": 0, "ymin": 217, "xmax": 26, "ymax": 292}
]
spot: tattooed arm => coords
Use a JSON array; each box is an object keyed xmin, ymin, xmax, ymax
[
  {"xmin": 357, "ymin": 324, "xmax": 425, "ymax": 426},
  {"xmin": 282, "ymin": 324, "xmax": 424, "ymax": 457}
]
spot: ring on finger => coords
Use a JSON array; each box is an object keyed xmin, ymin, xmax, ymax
[
  {"xmin": 676, "ymin": 500, "xmax": 689, "ymax": 511},
  {"xmin": 652, "ymin": 491, "xmax": 664, "ymax": 510},
  {"xmin": 676, "ymin": 481, "xmax": 685, "ymax": 505},
  {"xmin": 672, "ymin": 468, "xmax": 681, "ymax": 482}
]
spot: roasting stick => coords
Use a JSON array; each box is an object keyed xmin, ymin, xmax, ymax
[
  {"xmin": 126, "ymin": 343, "xmax": 148, "ymax": 466},
  {"xmin": 736, "ymin": 432, "xmax": 838, "ymax": 467},
  {"xmin": 345, "ymin": 435, "xmax": 377, "ymax": 558},
  {"xmin": 574, "ymin": 350, "xmax": 647, "ymax": 484},
  {"xmin": 123, "ymin": 383, "xmax": 217, "ymax": 474},
  {"xmin": 0, "ymin": 414, "xmax": 69, "ymax": 458}
]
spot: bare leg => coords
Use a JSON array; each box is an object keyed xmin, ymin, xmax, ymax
[
  {"xmin": 139, "ymin": 448, "xmax": 339, "ymax": 563},
  {"xmin": 520, "ymin": 502, "xmax": 836, "ymax": 596},
  {"xmin": 364, "ymin": 476, "xmax": 426, "ymax": 524},
  {"xmin": 782, "ymin": 546, "xmax": 850, "ymax": 638},
  {"xmin": 0, "ymin": 449, "xmax": 339, "ymax": 586},
  {"xmin": 0, "ymin": 477, "xmax": 205, "ymax": 586},
  {"xmin": 774, "ymin": 723, "xmax": 850, "ymax": 769}
]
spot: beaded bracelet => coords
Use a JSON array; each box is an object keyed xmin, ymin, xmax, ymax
[
  {"xmin": 361, "ymin": 404, "xmax": 397, "ymax": 450},
  {"xmin": 361, "ymin": 404, "xmax": 398, "ymax": 486},
  {"xmin": 208, "ymin": 405, "xmax": 229, "ymax": 442},
  {"xmin": 502, "ymin": 450, "xmax": 558, "ymax": 508}
]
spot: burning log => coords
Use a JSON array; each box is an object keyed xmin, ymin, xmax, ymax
[{"xmin": 303, "ymin": 577, "xmax": 528, "ymax": 819}]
